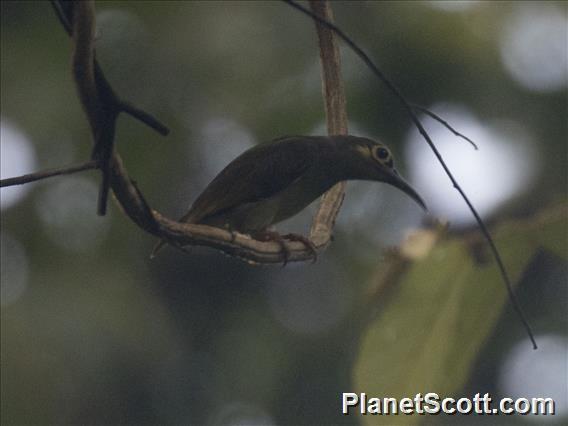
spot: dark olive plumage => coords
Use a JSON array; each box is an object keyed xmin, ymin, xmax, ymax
[{"xmin": 152, "ymin": 135, "xmax": 425, "ymax": 256}]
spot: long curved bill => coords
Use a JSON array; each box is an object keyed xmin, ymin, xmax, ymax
[{"xmin": 389, "ymin": 169, "xmax": 428, "ymax": 211}]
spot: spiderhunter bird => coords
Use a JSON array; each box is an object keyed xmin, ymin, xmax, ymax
[{"xmin": 151, "ymin": 135, "xmax": 426, "ymax": 261}]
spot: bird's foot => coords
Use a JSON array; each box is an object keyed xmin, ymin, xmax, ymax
[
  {"xmin": 281, "ymin": 233, "xmax": 318, "ymax": 264},
  {"xmin": 253, "ymin": 230, "xmax": 291, "ymax": 266},
  {"xmin": 252, "ymin": 231, "xmax": 317, "ymax": 266}
]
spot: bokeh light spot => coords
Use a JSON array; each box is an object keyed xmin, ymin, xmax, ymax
[
  {"xmin": 195, "ymin": 117, "xmax": 255, "ymax": 186},
  {"xmin": 500, "ymin": 3, "xmax": 568, "ymax": 93},
  {"xmin": 405, "ymin": 104, "xmax": 538, "ymax": 226},
  {"xmin": 34, "ymin": 177, "xmax": 110, "ymax": 252},
  {"xmin": 208, "ymin": 401, "xmax": 275, "ymax": 426},
  {"xmin": 426, "ymin": 1, "xmax": 481, "ymax": 13},
  {"xmin": 498, "ymin": 334, "xmax": 568, "ymax": 421},
  {"xmin": 0, "ymin": 119, "xmax": 37, "ymax": 210}
]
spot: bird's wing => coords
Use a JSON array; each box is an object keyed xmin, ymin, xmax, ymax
[{"xmin": 182, "ymin": 136, "xmax": 322, "ymax": 224}]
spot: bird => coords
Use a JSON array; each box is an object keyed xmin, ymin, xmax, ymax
[{"xmin": 151, "ymin": 135, "xmax": 426, "ymax": 260}]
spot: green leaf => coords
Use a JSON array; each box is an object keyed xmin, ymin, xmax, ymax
[{"xmin": 352, "ymin": 204, "xmax": 567, "ymax": 424}]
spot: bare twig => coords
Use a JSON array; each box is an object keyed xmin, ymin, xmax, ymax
[
  {"xmin": 0, "ymin": 161, "xmax": 98, "ymax": 187},
  {"xmin": 412, "ymin": 104, "xmax": 478, "ymax": 150},
  {"xmin": 283, "ymin": 0, "xmax": 536, "ymax": 349},
  {"xmin": 49, "ymin": 0, "xmax": 72, "ymax": 35},
  {"xmin": 119, "ymin": 101, "xmax": 170, "ymax": 136}
]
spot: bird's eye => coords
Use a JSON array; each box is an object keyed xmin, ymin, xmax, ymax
[
  {"xmin": 372, "ymin": 146, "xmax": 393, "ymax": 166},
  {"xmin": 377, "ymin": 148, "xmax": 389, "ymax": 159}
]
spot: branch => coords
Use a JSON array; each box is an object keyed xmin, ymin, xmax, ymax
[
  {"xmin": 0, "ymin": 161, "xmax": 98, "ymax": 187},
  {"xmin": 49, "ymin": 0, "xmax": 72, "ymax": 35},
  {"xmin": 412, "ymin": 104, "xmax": 478, "ymax": 150},
  {"xmin": 49, "ymin": 0, "xmax": 170, "ymax": 216},
  {"xmin": 33, "ymin": 0, "xmax": 348, "ymax": 265},
  {"xmin": 119, "ymin": 101, "xmax": 170, "ymax": 136},
  {"xmin": 283, "ymin": 0, "xmax": 536, "ymax": 349},
  {"xmin": 308, "ymin": 0, "xmax": 348, "ymax": 247}
]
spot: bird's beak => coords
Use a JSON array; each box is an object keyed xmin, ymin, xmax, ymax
[{"xmin": 388, "ymin": 169, "xmax": 428, "ymax": 211}]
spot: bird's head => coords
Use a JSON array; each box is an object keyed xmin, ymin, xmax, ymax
[{"xmin": 337, "ymin": 136, "xmax": 427, "ymax": 211}]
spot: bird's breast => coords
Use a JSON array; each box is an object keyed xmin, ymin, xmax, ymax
[{"xmin": 200, "ymin": 165, "xmax": 336, "ymax": 233}]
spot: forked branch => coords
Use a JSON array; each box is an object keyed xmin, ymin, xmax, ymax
[{"xmin": 0, "ymin": 0, "xmax": 347, "ymax": 264}]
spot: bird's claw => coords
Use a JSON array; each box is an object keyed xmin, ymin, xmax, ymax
[
  {"xmin": 253, "ymin": 230, "xmax": 291, "ymax": 266},
  {"xmin": 253, "ymin": 231, "xmax": 317, "ymax": 266},
  {"xmin": 282, "ymin": 233, "xmax": 318, "ymax": 264}
]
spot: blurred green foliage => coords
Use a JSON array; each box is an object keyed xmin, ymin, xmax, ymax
[{"xmin": 355, "ymin": 205, "xmax": 567, "ymax": 425}]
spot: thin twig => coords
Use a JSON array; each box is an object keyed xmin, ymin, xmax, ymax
[
  {"xmin": 120, "ymin": 101, "xmax": 170, "ymax": 136},
  {"xmin": 283, "ymin": 0, "xmax": 537, "ymax": 349},
  {"xmin": 412, "ymin": 104, "xmax": 478, "ymax": 150},
  {"xmin": 0, "ymin": 161, "xmax": 98, "ymax": 188},
  {"xmin": 49, "ymin": 0, "xmax": 72, "ymax": 35}
]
